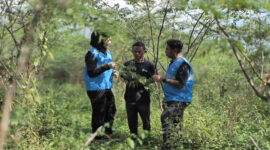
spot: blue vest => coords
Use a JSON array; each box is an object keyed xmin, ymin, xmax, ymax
[
  {"xmin": 163, "ymin": 57, "xmax": 194, "ymax": 102},
  {"xmin": 84, "ymin": 48, "xmax": 113, "ymax": 91}
]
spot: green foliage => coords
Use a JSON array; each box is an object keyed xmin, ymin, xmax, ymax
[
  {"xmin": 5, "ymin": 37, "xmax": 270, "ymax": 149},
  {"xmin": 194, "ymin": 0, "xmax": 260, "ymax": 14},
  {"xmin": 119, "ymin": 61, "xmax": 154, "ymax": 90},
  {"xmin": 173, "ymin": 46, "xmax": 270, "ymax": 149},
  {"xmin": 1, "ymin": 0, "xmax": 270, "ymax": 149},
  {"xmin": 44, "ymin": 33, "xmax": 87, "ymax": 83}
]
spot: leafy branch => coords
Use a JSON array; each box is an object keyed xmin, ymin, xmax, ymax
[{"xmin": 215, "ymin": 16, "xmax": 269, "ymax": 102}]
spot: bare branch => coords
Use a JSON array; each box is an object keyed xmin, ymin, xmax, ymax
[
  {"xmin": 170, "ymin": 9, "xmax": 178, "ymax": 37},
  {"xmin": 82, "ymin": 126, "xmax": 103, "ymax": 149},
  {"xmin": 185, "ymin": 11, "xmax": 219, "ymax": 34},
  {"xmin": 155, "ymin": 0, "xmax": 170, "ymax": 73},
  {"xmin": 259, "ymin": 19, "xmax": 265, "ymax": 85},
  {"xmin": 4, "ymin": 26, "xmax": 20, "ymax": 48},
  {"xmin": 5, "ymin": 0, "xmax": 15, "ymax": 28},
  {"xmin": 215, "ymin": 17, "xmax": 268, "ymax": 101},
  {"xmin": 186, "ymin": 12, "xmax": 204, "ymax": 56},
  {"xmin": 147, "ymin": 49, "xmax": 166, "ymax": 72},
  {"xmin": 145, "ymin": 0, "xmax": 156, "ymax": 61},
  {"xmin": 189, "ymin": 27, "xmax": 209, "ymax": 62},
  {"xmin": 249, "ymin": 136, "xmax": 262, "ymax": 150},
  {"xmin": 238, "ymin": 48, "xmax": 265, "ymax": 82},
  {"xmin": 189, "ymin": 19, "xmax": 214, "ymax": 51},
  {"xmin": 102, "ymin": 2, "xmax": 138, "ymax": 38},
  {"xmin": 0, "ymin": 29, "xmax": 5, "ymax": 55}
]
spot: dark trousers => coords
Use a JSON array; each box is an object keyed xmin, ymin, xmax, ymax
[
  {"xmin": 161, "ymin": 101, "xmax": 189, "ymax": 150},
  {"xmin": 87, "ymin": 90, "xmax": 116, "ymax": 134},
  {"xmin": 125, "ymin": 96, "xmax": 151, "ymax": 135}
]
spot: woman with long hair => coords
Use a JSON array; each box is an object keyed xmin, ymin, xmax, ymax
[{"xmin": 84, "ymin": 31, "xmax": 116, "ymax": 138}]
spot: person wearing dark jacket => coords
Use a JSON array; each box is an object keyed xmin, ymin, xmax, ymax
[
  {"xmin": 121, "ymin": 42, "xmax": 155, "ymax": 135},
  {"xmin": 84, "ymin": 31, "xmax": 117, "ymax": 138},
  {"xmin": 152, "ymin": 39, "xmax": 194, "ymax": 150}
]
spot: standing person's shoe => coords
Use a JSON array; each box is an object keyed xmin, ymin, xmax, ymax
[{"xmin": 105, "ymin": 127, "xmax": 113, "ymax": 135}]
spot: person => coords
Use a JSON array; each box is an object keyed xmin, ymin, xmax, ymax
[
  {"xmin": 120, "ymin": 42, "xmax": 155, "ymax": 135},
  {"xmin": 152, "ymin": 39, "xmax": 194, "ymax": 149},
  {"xmin": 84, "ymin": 31, "xmax": 117, "ymax": 138}
]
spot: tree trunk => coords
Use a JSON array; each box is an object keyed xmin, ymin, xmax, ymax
[
  {"xmin": 0, "ymin": 81, "xmax": 16, "ymax": 150},
  {"xmin": 0, "ymin": 1, "xmax": 44, "ymax": 148}
]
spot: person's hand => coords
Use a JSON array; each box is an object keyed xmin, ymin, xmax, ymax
[
  {"xmin": 152, "ymin": 74, "xmax": 163, "ymax": 82},
  {"xmin": 108, "ymin": 62, "xmax": 116, "ymax": 69},
  {"xmin": 113, "ymin": 70, "xmax": 119, "ymax": 78}
]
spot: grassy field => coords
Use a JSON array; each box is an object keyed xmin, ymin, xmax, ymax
[{"xmin": 6, "ymin": 53, "xmax": 270, "ymax": 149}]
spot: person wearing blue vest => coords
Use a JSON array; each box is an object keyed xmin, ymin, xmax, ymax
[
  {"xmin": 85, "ymin": 31, "xmax": 117, "ymax": 139},
  {"xmin": 152, "ymin": 39, "xmax": 194, "ymax": 150}
]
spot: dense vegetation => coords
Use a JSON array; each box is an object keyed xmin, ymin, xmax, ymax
[{"xmin": 1, "ymin": 0, "xmax": 270, "ymax": 149}]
